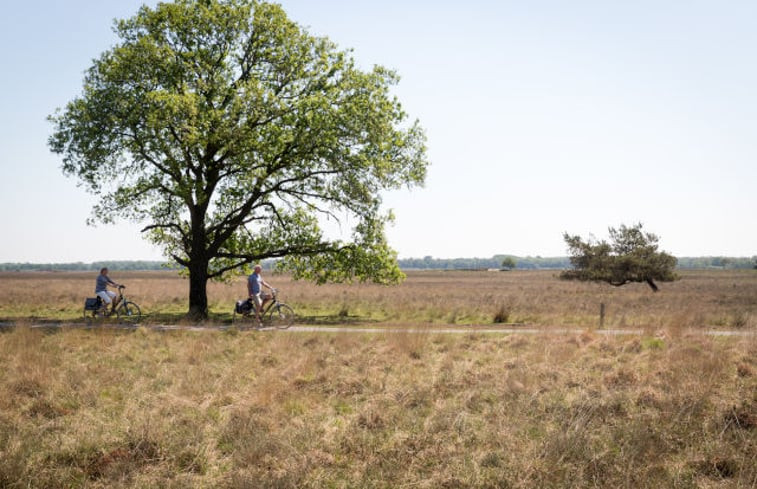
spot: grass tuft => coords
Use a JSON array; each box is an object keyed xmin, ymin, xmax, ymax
[{"xmin": 493, "ymin": 303, "xmax": 511, "ymax": 323}]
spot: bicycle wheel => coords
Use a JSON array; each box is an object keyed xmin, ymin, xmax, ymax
[
  {"xmin": 232, "ymin": 307, "xmax": 254, "ymax": 327},
  {"xmin": 84, "ymin": 307, "xmax": 107, "ymax": 325},
  {"xmin": 267, "ymin": 303, "xmax": 295, "ymax": 329},
  {"xmin": 117, "ymin": 301, "xmax": 142, "ymax": 324},
  {"xmin": 232, "ymin": 308, "xmax": 253, "ymax": 326}
]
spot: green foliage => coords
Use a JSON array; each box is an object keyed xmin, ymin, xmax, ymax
[
  {"xmin": 500, "ymin": 256, "xmax": 517, "ymax": 270},
  {"xmin": 397, "ymin": 255, "xmax": 571, "ymax": 270},
  {"xmin": 560, "ymin": 223, "xmax": 678, "ymax": 291},
  {"xmin": 641, "ymin": 337, "xmax": 666, "ymax": 350},
  {"xmin": 48, "ymin": 0, "xmax": 427, "ymax": 315}
]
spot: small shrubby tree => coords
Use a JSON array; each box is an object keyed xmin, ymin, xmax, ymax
[
  {"xmin": 560, "ymin": 223, "xmax": 678, "ymax": 292},
  {"xmin": 501, "ymin": 257, "xmax": 516, "ymax": 270}
]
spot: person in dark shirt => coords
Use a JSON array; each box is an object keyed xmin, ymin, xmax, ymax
[
  {"xmin": 95, "ymin": 267, "xmax": 123, "ymax": 315},
  {"xmin": 247, "ymin": 264, "xmax": 274, "ymax": 325}
]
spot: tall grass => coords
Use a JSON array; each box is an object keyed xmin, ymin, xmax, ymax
[
  {"xmin": 1, "ymin": 269, "xmax": 755, "ymax": 329},
  {"xmin": 0, "ymin": 326, "xmax": 754, "ymax": 488}
]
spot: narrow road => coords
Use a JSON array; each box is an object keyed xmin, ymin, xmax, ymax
[{"xmin": 0, "ymin": 321, "xmax": 753, "ymax": 336}]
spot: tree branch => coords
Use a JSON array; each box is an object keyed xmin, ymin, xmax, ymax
[
  {"xmin": 207, "ymin": 241, "xmax": 348, "ymax": 279},
  {"xmin": 171, "ymin": 253, "xmax": 190, "ymax": 267}
]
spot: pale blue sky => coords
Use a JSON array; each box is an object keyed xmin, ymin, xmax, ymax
[{"xmin": 1, "ymin": 1, "xmax": 755, "ymax": 262}]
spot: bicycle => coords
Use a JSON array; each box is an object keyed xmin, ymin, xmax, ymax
[
  {"xmin": 83, "ymin": 285, "xmax": 142, "ymax": 325},
  {"xmin": 232, "ymin": 289, "xmax": 295, "ymax": 329}
]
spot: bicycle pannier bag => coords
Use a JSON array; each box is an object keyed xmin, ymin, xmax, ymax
[
  {"xmin": 84, "ymin": 297, "xmax": 101, "ymax": 310},
  {"xmin": 236, "ymin": 300, "xmax": 252, "ymax": 314}
]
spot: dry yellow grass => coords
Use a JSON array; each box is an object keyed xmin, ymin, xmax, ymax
[
  {"xmin": 1, "ymin": 270, "xmax": 753, "ymax": 487},
  {"xmin": 0, "ymin": 269, "xmax": 755, "ymax": 330},
  {"xmin": 0, "ymin": 325, "xmax": 754, "ymax": 488}
]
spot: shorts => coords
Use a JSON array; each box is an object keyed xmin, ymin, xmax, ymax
[
  {"xmin": 97, "ymin": 290, "xmax": 116, "ymax": 304},
  {"xmin": 251, "ymin": 292, "xmax": 271, "ymax": 308}
]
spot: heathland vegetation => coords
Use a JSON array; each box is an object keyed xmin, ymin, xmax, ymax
[
  {"xmin": 0, "ymin": 270, "xmax": 755, "ymax": 329},
  {"xmin": 0, "ymin": 270, "xmax": 755, "ymax": 487},
  {"xmin": 1, "ymin": 255, "xmax": 755, "ymax": 272}
]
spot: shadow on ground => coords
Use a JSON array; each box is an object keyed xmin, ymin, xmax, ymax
[{"xmin": 0, "ymin": 312, "xmax": 380, "ymax": 328}]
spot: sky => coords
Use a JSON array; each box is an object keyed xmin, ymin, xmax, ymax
[{"xmin": 1, "ymin": 0, "xmax": 755, "ymax": 263}]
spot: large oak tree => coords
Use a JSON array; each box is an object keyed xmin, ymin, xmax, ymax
[{"xmin": 49, "ymin": 0, "xmax": 428, "ymax": 319}]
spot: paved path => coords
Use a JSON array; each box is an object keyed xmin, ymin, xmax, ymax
[{"xmin": 1, "ymin": 321, "xmax": 753, "ymax": 336}]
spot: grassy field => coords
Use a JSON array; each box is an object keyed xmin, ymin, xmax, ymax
[
  {"xmin": 0, "ymin": 270, "xmax": 755, "ymax": 487},
  {"xmin": 0, "ymin": 324, "xmax": 754, "ymax": 488},
  {"xmin": 0, "ymin": 269, "xmax": 755, "ymax": 329}
]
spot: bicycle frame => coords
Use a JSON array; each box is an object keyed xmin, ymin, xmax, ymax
[
  {"xmin": 85, "ymin": 285, "xmax": 142, "ymax": 324},
  {"xmin": 241, "ymin": 291, "xmax": 278, "ymax": 316},
  {"xmin": 96, "ymin": 286, "xmax": 125, "ymax": 313},
  {"xmin": 259, "ymin": 293, "xmax": 279, "ymax": 316},
  {"xmin": 234, "ymin": 289, "xmax": 295, "ymax": 329}
]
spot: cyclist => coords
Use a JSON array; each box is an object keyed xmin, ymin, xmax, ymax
[
  {"xmin": 95, "ymin": 267, "xmax": 124, "ymax": 315},
  {"xmin": 247, "ymin": 264, "xmax": 275, "ymax": 325}
]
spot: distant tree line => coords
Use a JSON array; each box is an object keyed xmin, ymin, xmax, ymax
[
  {"xmin": 1, "ymin": 256, "xmax": 754, "ymax": 272},
  {"xmin": 397, "ymin": 255, "xmax": 571, "ymax": 270},
  {"xmin": 676, "ymin": 256, "xmax": 757, "ymax": 270},
  {"xmin": 399, "ymin": 255, "xmax": 757, "ymax": 271},
  {"xmin": 0, "ymin": 261, "xmax": 175, "ymax": 272}
]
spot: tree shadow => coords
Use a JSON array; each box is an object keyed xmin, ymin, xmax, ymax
[
  {"xmin": 1, "ymin": 311, "xmax": 382, "ymax": 328},
  {"xmin": 295, "ymin": 314, "xmax": 380, "ymax": 326}
]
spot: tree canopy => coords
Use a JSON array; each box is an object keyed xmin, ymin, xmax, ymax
[
  {"xmin": 560, "ymin": 223, "xmax": 678, "ymax": 292},
  {"xmin": 48, "ymin": 0, "xmax": 428, "ymax": 319},
  {"xmin": 500, "ymin": 257, "xmax": 517, "ymax": 270}
]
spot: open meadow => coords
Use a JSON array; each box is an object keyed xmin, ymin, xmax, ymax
[
  {"xmin": 0, "ymin": 270, "xmax": 755, "ymax": 488},
  {"xmin": 0, "ymin": 322, "xmax": 755, "ymax": 488},
  {"xmin": 0, "ymin": 269, "xmax": 755, "ymax": 329}
]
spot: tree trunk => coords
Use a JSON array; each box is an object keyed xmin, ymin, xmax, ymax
[
  {"xmin": 187, "ymin": 261, "xmax": 209, "ymax": 321},
  {"xmin": 187, "ymin": 207, "xmax": 210, "ymax": 321},
  {"xmin": 646, "ymin": 278, "xmax": 659, "ymax": 292}
]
